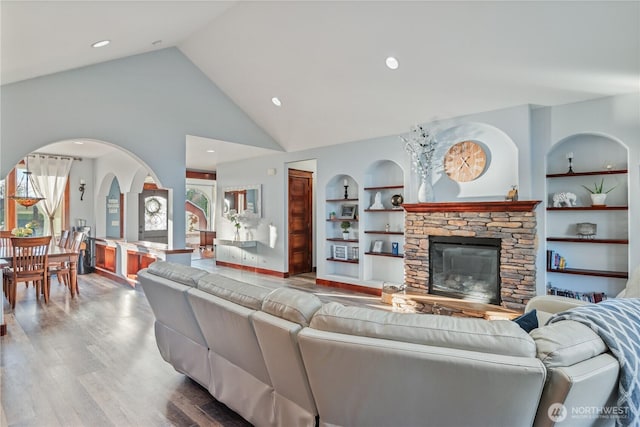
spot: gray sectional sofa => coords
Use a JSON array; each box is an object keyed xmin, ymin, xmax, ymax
[{"xmin": 138, "ymin": 261, "xmax": 620, "ymax": 427}]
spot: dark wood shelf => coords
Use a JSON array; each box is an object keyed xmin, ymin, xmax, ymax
[
  {"xmin": 364, "ymin": 209, "xmax": 404, "ymax": 212},
  {"xmin": 363, "ymin": 185, "xmax": 404, "ymax": 191},
  {"xmin": 326, "ymin": 198, "xmax": 359, "ymax": 202},
  {"xmin": 547, "ymin": 237, "xmax": 628, "ymax": 244},
  {"xmin": 547, "ymin": 206, "xmax": 628, "ymax": 211},
  {"xmin": 326, "ymin": 257, "xmax": 359, "ymax": 264},
  {"xmin": 364, "ymin": 231, "xmax": 404, "ymax": 235},
  {"xmin": 326, "ymin": 218, "xmax": 359, "ymax": 222},
  {"xmin": 546, "ymin": 169, "xmax": 627, "ymax": 178},
  {"xmin": 547, "ymin": 268, "xmax": 628, "ymax": 279},
  {"xmin": 365, "ymin": 251, "xmax": 404, "ymax": 258},
  {"xmin": 326, "ymin": 238, "xmax": 359, "ymax": 243}
]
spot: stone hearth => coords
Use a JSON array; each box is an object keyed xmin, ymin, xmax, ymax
[{"xmin": 403, "ymin": 201, "xmax": 541, "ymax": 311}]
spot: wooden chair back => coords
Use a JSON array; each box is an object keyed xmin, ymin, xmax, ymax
[
  {"xmin": 0, "ymin": 231, "xmax": 13, "ymax": 247},
  {"xmin": 58, "ymin": 230, "xmax": 71, "ymax": 248},
  {"xmin": 10, "ymin": 236, "xmax": 52, "ymax": 281},
  {"xmin": 67, "ymin": 231, "xmax": 85, "ymax": 252}
]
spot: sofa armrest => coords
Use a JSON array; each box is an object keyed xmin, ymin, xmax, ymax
[{"xmin": 526, "ymin": 295, "xmax": 589, "ymax": 325}]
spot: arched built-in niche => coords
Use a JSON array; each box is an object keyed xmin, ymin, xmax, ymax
[
  {"xmin": 362, "ymin": 160, "xmax": 405, "ymax": 285},
  {"xmin": 105, "ymin": 177, "xmax": 122, "ymax": 239},
  {"xmin": 545, "ymin": 132, "xmax": 629, "ymax": 299}
]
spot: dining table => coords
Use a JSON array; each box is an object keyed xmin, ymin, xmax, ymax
[{"xmin": 0, "ymin": 245, "xmax": 81, "ymax": 298}]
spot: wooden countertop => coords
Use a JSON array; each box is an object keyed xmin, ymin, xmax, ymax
[{"xmin": 94, "ymin": 237, "xmax": 194, "ymax": 255}]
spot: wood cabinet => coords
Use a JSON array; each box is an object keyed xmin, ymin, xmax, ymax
[{"xmin": 95, "ymin": 242, "xmax": 116, "ymax": 273}]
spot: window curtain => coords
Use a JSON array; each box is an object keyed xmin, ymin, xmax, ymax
[{"xmin": 28, "ymin": 155, "xmax": 73, "ymax": 237}]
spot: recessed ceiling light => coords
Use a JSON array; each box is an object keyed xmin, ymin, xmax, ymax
[
  {"xmin": 73, "ymin": 141, "xmax": 84, "ymax": 145},
  {"xmin": 271, "ymin": 97, "xmax": 282, "ymax": 107},
  {"xmin": 206, "ymin": 149, "xmax": 215, "ymax": 153},
  {"xmin": 385, "ymin": 56, "xmax": 399, "ymax": 70},
  {"xmin": 91, "ymin": 40, "xmax": 110, "ymax": 48}
]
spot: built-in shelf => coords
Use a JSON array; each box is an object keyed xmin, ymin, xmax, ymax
[
  {"xmin": 326, "ymin": 198, "xmax": 359, "ymax": 202},
  {"xmin": 546, "ymin": 169, "xmax": 627, "ymax": 178},
  {"xmin": 364, "ymin": 231, "xmax": 404, "ymax": 235},
  {"xmin": 326, "ymin": 218, "xmax": 359, "ymax": 222},
  {"xmin": 215, "ymin": 239, "xmax": 258, "ymax": 248},
  {"xmin": 363, "ymin": 209, "xmax": 404, "ymax": 213},
  {"xmin": 365, "ymin": 252, "xmax": 403, "ymax": 258},
  {"xmin": 326, "ymin": 238, "xmax": 359, "ymax": 243},
  {"xmin": 326, "ymin": 257, "xmax": 359, "ymax": 264},
  {"xmin": 363, "ymin": 185, "xmax": 404, "ymax": 191},
  {"xmin": 547, "ymin": 268, "xmax": 628, "ymax": 279},
  {"xmin": 547, "ymin": 238, "xmax": 628, "ymax": 244},
  {"xmin": 547, "ymin": 206, "xmax": 628, "ymax": 211}
]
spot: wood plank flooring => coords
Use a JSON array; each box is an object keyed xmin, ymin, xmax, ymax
[{"xmin": 1, "ymin": 262, "xmax": 386, "ymax": 427}]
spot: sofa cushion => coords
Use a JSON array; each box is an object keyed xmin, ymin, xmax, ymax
[
  {"xmin": 310, "ymin": 302, "xmax": 536, "ymax": 357},
  {"xmin": 530, "ymin": 320, "xmax": 607, "ymax": 367},
  {"xmin": 147, "ymin": 261, "xmax": 208, "ymax": 287},
  {"xmin": 262, "ymin": 288, "xmax": 322, "ymax": 327},
  {"xmin": 197, "ymin": 273, "xmax": 270, "ymax": 310}
]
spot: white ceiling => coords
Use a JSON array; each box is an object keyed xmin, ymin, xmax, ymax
[{"xmin": 2, "ymin": 1, "xmax": 639, "ymax": 170}]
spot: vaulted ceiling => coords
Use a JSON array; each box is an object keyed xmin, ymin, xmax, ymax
[{"xmin": 2, "ymin": 1, "xmax": 638, "ymax": 170}]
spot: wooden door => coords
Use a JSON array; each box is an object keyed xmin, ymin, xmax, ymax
[{"xmin": 288, "ymin": 169, "xmax": 313, "ymax": 275}]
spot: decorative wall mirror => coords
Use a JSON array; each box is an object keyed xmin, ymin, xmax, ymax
[{"xmin": 223, "ymin": 185, "xmax": 261, "ymax": 218}]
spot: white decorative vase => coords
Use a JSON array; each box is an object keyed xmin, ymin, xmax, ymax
[
  {"xmin": 417, "ymin": 174, "xmax": 434, "ymax": 203},
  {"xmin": 590, "ymin": 193, "xmax": 607, "ymax": 206},
  {"xmin": 233, "ymin": 229, "xmax": 241, "ymax": 241},
  {"xmin": 343, "ymin": 232, "xmax": 350, "ymax": 240}
]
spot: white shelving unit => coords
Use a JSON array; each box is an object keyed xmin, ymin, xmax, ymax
[{"xmin": 324, "ymin": 175, "xmax": 359, "ymax": 280}]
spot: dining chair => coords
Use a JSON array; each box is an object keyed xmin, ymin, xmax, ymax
[
  {"xmin": 49, "ymin": 231, "xmax": 84, "ymax": 292},
  {"xmin": 5, "ymin": 236, "xmax": 51, "ymax": 309},
  {"xmin": 58, "ymin": 229, "xmax": 70, "ymax": 248},
  {"xmin": 1, "ymin": 231, "xmax": 13, "ymax": 300}
]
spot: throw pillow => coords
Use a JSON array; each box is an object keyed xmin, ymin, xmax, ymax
[
  {"xmin": 513, "ymin": 309, "xmax": 538, "ymax": 333},
  {"xmin": 623, "ymin": 265, "xmax": 640, "ymax": 298}
]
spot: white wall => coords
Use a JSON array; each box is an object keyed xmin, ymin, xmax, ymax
[
  {"xmin": 1, "ymin": 48, "xmax": 281, "ymax": 248},
  {"xmin": 68, "ymin": 159, "xmax": 95, "ymax": 231}
]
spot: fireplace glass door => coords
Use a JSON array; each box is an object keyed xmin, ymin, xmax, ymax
[{"xmin": 429, "ymin": 236, "xmax": 500, "ymax": 304}]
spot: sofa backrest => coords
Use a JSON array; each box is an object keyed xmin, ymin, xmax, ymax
[
  {"xmin": 310, "ymin": 301, "xmax": 537, "ymax": 357},
  {"xmin": 138, "ymin": 264, "xmax": 207, "ymax": 347},
  {"xmin": 252, "ymin": 288, "xmax": 323, "ymax": 426}
]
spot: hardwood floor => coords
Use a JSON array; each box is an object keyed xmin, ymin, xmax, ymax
[{"xmin": 1, "ymin": 261, "xmax": 387, "ymax": 427}]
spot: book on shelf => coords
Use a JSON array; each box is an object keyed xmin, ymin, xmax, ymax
[
  {"xmin": 546, "ymin": 250, "xmax": 567, "ymax": 270},
  {"xmin": 547, "ymin": 285, "xmax": 606, "ymax": 303}
]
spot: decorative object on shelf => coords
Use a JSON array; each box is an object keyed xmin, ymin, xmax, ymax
[
  {"xmin": 332, "ymin": 244, "xmax": 348, "ymax": 261},
  {"xmin": 505, "ymin": 185, "xmax": 518, "ymax": 201},
  {"xmin": 343, "ymin": 179, "xmax": 349, "ymax": 199},
  {"xmin": 385, "ymin": 223, "xmax": 390, "ymax": 232},
  {"xmin": 566, "ymin": 152, "xmax": 574, "ymax": 174},
  {"xmin": 582, "ymin": 178, "xmax": 616, "ymax": 206},
  {"xmin": 371, "ymin": 240, "xmax": 383, "ymax": 253},
  {"xmin": 391, "ymin": 242, "xmax": 399, "ymax": 256},
  {"xmin": 603, "ymin": 160, "xmax": 615, "ymax": 171},
  {"xmin": 390, "ymin": 194, "xmax": 404, "ymax": 208},
  {"xmin": 552, "ymin": 191, "xmax": 577, "ymax": 207},
  {"xmin": 444, "ymin": 140, "xmax": 487, "ymax": 183},
  {"xmin": 576, "ymin": 222, "xmax": 597, "ymax": 239},
  {"xmin": 340, "ymin": 221, "xmax": 351, "ymax": 240},
  {"xmin": 339, "ymin": 204, "xmax": 357, "ymax": 219},
  {"xmin": 352, "ymin": 246, "xmax": 359, "ymax": 260},
  {"xmin": 226, "ymin": 209, "xmax": 242, "ymax": 241},
  {"xmin": 10, "ymin": 156, "xmax": 45, "ymax": 207},
  {"xmin": 329, "ymin": 211, "xmax": 336, "ymax": 220},
  {"xmin": 369, "ymin": 192, "xmax": 384, "ymax": 209},
  {"xmin": 402, "ymin": 125, "xmax": 439, "ymax": 202}
]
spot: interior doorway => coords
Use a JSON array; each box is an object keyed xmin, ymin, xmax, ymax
[
  {"xmin": 288, "ymin": 165, "xmax": 315, "ymax": 275},
  {"xmin": 138, "ymin": 189, "xmax": 169, "ymax": 243}
]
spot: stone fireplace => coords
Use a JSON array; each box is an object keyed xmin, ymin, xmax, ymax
[{"xmin": 404, "ymin": 201, "xmax": 541, "ymax": 311}]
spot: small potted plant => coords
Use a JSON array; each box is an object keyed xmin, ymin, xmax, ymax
[
  {"xmin": 582, "ymin": 178, "xmax": 616, "ymax": 206},
  {"xmin": 340, "ymin": 221, "xmax": 351, "ymax": 240},
  {"xmin": 329, "ymin": 211, "xmax": 336, "ymax": 220}
]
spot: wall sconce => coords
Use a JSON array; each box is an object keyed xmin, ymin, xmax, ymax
[{"xmin": 79, "ymin": 179, "xmax": 86, "ymax": 201}]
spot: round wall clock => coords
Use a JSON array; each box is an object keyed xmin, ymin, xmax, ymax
[{"xmin": 444, "ymin": 141, "xmax": 487, "ymax": 182}]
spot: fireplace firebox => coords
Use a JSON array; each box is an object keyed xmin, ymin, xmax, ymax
[{"xmin": 428, "ymin": 236, "xmax": 501, "ymax": 304}]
